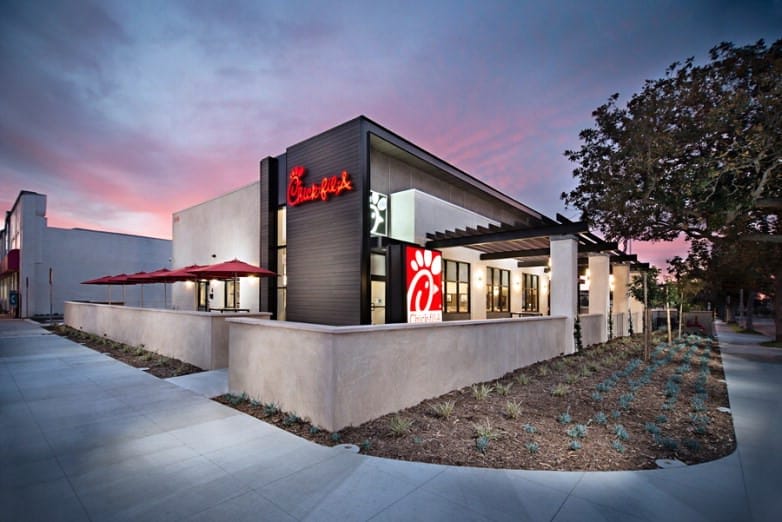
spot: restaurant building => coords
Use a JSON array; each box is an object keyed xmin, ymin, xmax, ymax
[
  {"xmin": 173, "ymin": 116, "xmax": 640, "ymax": 328},
  {"xmin": 0, "ymin": 190, "xmax": 171, "ymax": 318}
]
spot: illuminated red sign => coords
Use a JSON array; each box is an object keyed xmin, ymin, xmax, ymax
[
  {"xmin": 405, "ymin": 246, "xmax": 443, "ymax": 323},
  {"xmin": 286, "ymin": 165, "xmax": 354, "ymax": 207}
]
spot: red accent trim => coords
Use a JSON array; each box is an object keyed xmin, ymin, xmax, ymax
[{"xmin": 0, "ymin": 249, "xmax": 19, "ymax": 276}]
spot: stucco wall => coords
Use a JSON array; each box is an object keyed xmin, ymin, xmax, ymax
[
  {"xmin": 65, "ymin": 301, "xmax": 270, "ymax": 369},
  {"xmin": 579, "ymin": 313, "xmax": 604, "ymax": 348},
  {"xmin": 228, "ymin": 315, "xmax": 569, "ymax": 432},
  {"xmin": 171, "ymin": 182, "xmax": 261, "ymax": 312}
]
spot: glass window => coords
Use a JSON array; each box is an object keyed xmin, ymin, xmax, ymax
[
  {"xmin": 523, "ymin": 273, "xmax": 539, "ymax": 312},
  {"xmin": 486, "ymin": 267, "xmax": 510, "ymax": 313},
  {"xmin": 277, "ymin": 247, "xmax": 286, "ymax": 320},
  {"xmin": 443, "ymin": 260, "xmax": 470, "ymax": 313},
  {"xmin": 225, "ymin": 278, "xmax": 240, "ymax": 308}
]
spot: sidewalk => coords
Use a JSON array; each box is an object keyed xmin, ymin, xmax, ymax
[{"xmin": 1, "ymin": 317, "xmax": 778, "ymax": 521}]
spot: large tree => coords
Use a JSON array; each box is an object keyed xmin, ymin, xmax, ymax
[{"xmin": 562, "ymin": 39, "xmax": 781, "ymax": 341}]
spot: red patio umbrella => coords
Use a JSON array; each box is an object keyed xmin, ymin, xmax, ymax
[
  {"xmin": 81, "ymin": 274, "xmax": 116, "ymax": 303},
  {"xmin": 187, "ymin": 259, "xmax": 275, "ymax": 279},
  {"xmin": 156, "ymin": 264, "xmax": 205, "ymax": 282}
]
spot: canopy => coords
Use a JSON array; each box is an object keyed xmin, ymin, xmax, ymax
[
  {"xmin": 156, "ymin": 264, "xmax": 205, "ymax": 282},
  {"xmin": 82, "ymin": 274, "xmax": 115, "ymax": 285},
  {"xmin": 187, "ymin": 258, "xmax": 275, "ymax": 280}
]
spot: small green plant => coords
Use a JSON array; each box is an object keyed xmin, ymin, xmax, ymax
[
  {"xmin": 504, "ymin": 400, "xmax": 523, "ymax": 419},
  {"xmin": 593, "ymin": 411, "xmax": 608, "ymax": 425},
  {"xmin": 263, "ymin": 402, "xmax": 280, "ymax": 416},
  {"xmin": 618, "ymin": 392, "xmax": 635, "ymax": 410},
  {"xmin": 613, "ymin": 424, "xmax": 629, "ymax": 441},
  {"xmin": 537, "ymin": 366, "xmax": 550, "ymax": 377},
  {"xmin": 569, "ymin": 439, "xmax": 582, "ymax": 451},
  {"xmin": 611, "ymin": 410, "xmax": 622, "ymax": 420},
  {"xmin": 228, "ymin": 393, "xmax": 243, "ymax": 406},
  {"xmin": 691, "ymin": 396, "xmax": 706, "ymax": 412},
  {"xmin": 557, "ymin": 408, "xmax": 572, "ymax": 424},
  {"xmin": 644, "ymin": 422, "xmax": 661, "ymax": 436},
  {"xmin": 551, "ymin": 383, "xmax": 570, "ymax": 397},
  {"xmin": 565, "ymin": 373, "xmax": 579, "ymax": 385},
  {"xmin": 473, "ymin": 418, "xmax": 499, "ymax": 440},
  {"xmin": 683, "ymin": 439, "xmax": 700, "ymax": 452},
  {"xmin": 611, "ymin": 439, "xmax": 626, "ymax": 453},
  {"xmin": 359, "ymin": 439, "xmax": 372, "ymax": 451},
  {"xmin": 249, "ymin": 399, "xmax": 262, "ymax": 408},
  {"xmin": 515, "ymin": 373, "xmax": 530, "ymax": 385},
  {"xmin": 283, "ymin": 413, "xmax": 301, "ymax": 426},
  {"xmin": 566, "ymin": 424, "xmax": 588, "ymax": 439},
  {"xmin": 496, "ymin": 382, "xmax": 513, "ymax": 396},
  {"xmin": 525, "ymin": 441, "xmax": 540, "ymax": 454},
  {"xmin": 580, "ymin": 365, "xmax": 593, "ymax": 378},
  {"xmin": 308, "ymin": 425, "xmax": 321, "ymax": 435},
  {"xmin": 330, "ymin": 432, "xmax": 342, "ymax": 442},
  {"xmin": 591, "ymin": 391, "xmax": 603, "ymax": 402},
  {"xmin": 658, "ymin": 436, "xmax": 678, "ymax": 451},
  {"xmin": 389, "ymin": 415, "xmax": 414, "ymax": 437},
  {"xmin": 471, "ymin": 383, "xmax": 494, "ymax": 400},
  {"xmin": 430, "ymin": 400, "xmax": 456, "ymax": 419},
  {"xmin": 656, "ymin": 414, "xmax": 668, "ymax": 424},
  {"xmin": 522, "ymin": 423, "xmax": 537, "ymax": 434},
  {"xmin": 476, "ymin": 435, "xmax": 490, "ymax": 454}
]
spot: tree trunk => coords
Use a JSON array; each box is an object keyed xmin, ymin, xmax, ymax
[{"xmin": 746, "ymin": 291, "xmax": 756, "ymax": 332}]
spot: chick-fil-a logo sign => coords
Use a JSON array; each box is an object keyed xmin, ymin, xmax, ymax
[
  {"xmin": 406, "ymin": 246, "xmax": 442, "ymax": 323},
  {"xmin": 286, "ymin": 165, "xmax": 354, "ymax": 207}
]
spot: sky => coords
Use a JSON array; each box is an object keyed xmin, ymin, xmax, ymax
[{"xmin": 1, "ymin": 0, "xmax": 780, "ymax": 270}]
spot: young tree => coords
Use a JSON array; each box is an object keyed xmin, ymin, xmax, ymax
[{"xmin": 563, "ymin": 39, "xmax": 782, "ymax": 341}]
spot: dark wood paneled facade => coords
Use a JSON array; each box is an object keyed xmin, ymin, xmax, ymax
[{"xmin": 283, "ymin": 118, "xmax": 367, "ymax": 325}]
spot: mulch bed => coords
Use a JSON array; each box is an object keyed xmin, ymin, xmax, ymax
[
  {"xmin": 49, "ymin": 325, "xmax": 203, "ymax": 378},
  {"xmin": 216, "ymin": 333, "xmax": 736, "ymax": 471}
]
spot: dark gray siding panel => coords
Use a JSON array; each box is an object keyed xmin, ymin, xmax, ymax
[
  {"xmin": 259, "ymin": 156, "xmax": 278, "ymax": 315},
  {"xmin": 285, "ymin": 119, "xmax": 363, "ymax": 325}
]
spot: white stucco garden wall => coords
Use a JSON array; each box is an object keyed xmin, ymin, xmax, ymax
[
  {"xmin": 228, "ymin": 315, "xmax": 569, "ymax": 432},
  {"xmin": 65, "ymin": 301, "xmax": 270, "ymax": 369}
]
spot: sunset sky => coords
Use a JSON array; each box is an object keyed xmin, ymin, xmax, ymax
[{"xmin": 1, "ymin": 1, "xmax": 779, "ymax": 270}]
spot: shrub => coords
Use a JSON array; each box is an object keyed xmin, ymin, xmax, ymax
[
  {"xmin": 359, "ymin": 439, "xmax": 372, "ymax": 451},
  {"xmin": 644, "ymin": 422, "xmax": 661, "ymax": 436},
  {"xmin": 566, "ymin": 424, "xmax": 588, "ymax": 439},
  {"xmin": 473, "ymin": 418, "xmax": 499, "ymax": 440},
  {"xmin": 569, "ymin": 439, "xmax": 582, "ymax": 451},
  {"xmin": 551, "ymin": 383, "xmax": 570, "ymax": 397},
  {"xmin": 525, "ymin": 442, "xmax": 540, "ymax": 454},
  {"xmin": 476, "ymin": 435, "xmax": 490, "ymax": 454},
  {"xmin": 591, "ymin": 391, "xmax": 604, "ymax": 403},
  {"xmin": 593, "ymin": 411, "xmax": 608, "ymax": 425},
  {"xmin": 557, "ymin": 409, "xmax": 572, "ymax": 424},
  {"xmin": 471, "ymin": 383, "xmax": 494, "ymax": 400},
  {"xmin": 613, "ymin": 424, "xmax": 629, "ymax": 441},
  {"xmin": 389, "ymin": 415, "xmax": 414, "ymax": 437},
  {"xmin": 522, "ymin": 423, "xmax": 537, "ymax": 434},
  {"xmin": 538, "ymin": 366, "xmax": 550, "ymax": 377},
  {"xmin": 611, "ymin": 410, "xmax": 622, "ymax": 420},
  {"xmin": 308, "ymin": 425, "xmax": 320, "ymax": 435},
  {"xmin": 283, "ymin": 413, "xmax": 301, "ymax": 426},
  {"xmin": 263, "ymin": 402, "xmax": 280, "ymax": 416},
  {"xmin": 565, "ymin": 373, "xmax": 579, "ymax": 385},
  {"xmin": 504, "ymin": 400, "xmax": 523, "ymax": 419},
  {"xmin": 516, "ymin": 373, "xmax": 530, "ymax": 385},
  {"xmin": 611, "ymin": 440, "xmax": 626, "ymax": 453},
  {"xmin": 330, "ymin": 432, "xmax": 341, "ymax": 442},
  {"xmin": 431, "ymin": 400, "xmax": 456, "ymax": 419},
  {"xmin": 496, "ymin": 382, "xmax": 513, "ymax": 396}
]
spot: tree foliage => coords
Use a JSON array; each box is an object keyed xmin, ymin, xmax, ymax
[{"xmin": 562, "ymin": 39, "xmax": 781, "ymax": 243}]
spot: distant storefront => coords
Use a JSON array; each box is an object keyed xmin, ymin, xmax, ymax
[{"xmin": 0, "ymin": 191, "xmax": 171, "ymax": 318}]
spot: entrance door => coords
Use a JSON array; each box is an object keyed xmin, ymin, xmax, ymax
[
  {"xmin": 197, "ymin": 281, "xmax": 209, "ymax": 311},
  {"xmin": 371, "ymin": 280, "xmax": 386, "ymax": 324}
]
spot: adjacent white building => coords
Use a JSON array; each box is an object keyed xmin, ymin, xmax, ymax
[{"xmin": 0, "ymin": 191, "xmax": 171, "ymax": 318}]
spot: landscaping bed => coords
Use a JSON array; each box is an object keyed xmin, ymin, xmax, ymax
[
  {"xmin": 49, "ymin": 324, "xmax": 204, "ymax": 378},
  {"xmin": 216, "ymin": 333, "xmax": 735, "ymax": 471}
]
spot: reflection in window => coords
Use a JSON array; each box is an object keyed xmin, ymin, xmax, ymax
[
  {"xmin": 444, "ymin": 260, "xmax": 470, "ymax": 313},
  {"xmin": 486, "ymin": 267, "xmax": 510, "ymax": 313},
  {"xmin": 523, "ymin": 273, "xmax": 539, "ymax": 312}
]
